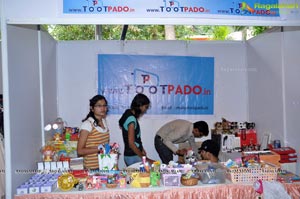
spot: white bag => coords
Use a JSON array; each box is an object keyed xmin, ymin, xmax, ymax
[{"xmin": 98, "ymin": 154, "xmax": 118, "ymax": 170}]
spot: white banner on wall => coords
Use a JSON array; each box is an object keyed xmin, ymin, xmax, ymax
[{"xmin": 63, "ymin": 0, "xmax": 300, "ymax": 20}]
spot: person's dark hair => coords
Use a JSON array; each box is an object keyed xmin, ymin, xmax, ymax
[
  {"xmin": 194, "ymin": 121, "xmax": 209, "ymax": 136},
  {"xmin": 82, "ymin": 95, "xmax": 108, "ymax": 126},
  {"xmin": 199, "ymin": 139, "xmax": 220, "ymax": 158},
  {"xmin": 130, "ymin": 93, "xmax": 150, "ymax": 118}
]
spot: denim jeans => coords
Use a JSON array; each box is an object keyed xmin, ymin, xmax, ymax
[
  {"xmin": 154, "ymin": 135, "xmax": 174, "ymax": 164},
  {"xmin": 124, "ymin": 155, "xmax": 142, "ymax": 167}
]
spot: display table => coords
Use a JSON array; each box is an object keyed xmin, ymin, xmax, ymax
[{"xmin": 14, "ymin": 182, "xmax": 300, "ymax": 199}]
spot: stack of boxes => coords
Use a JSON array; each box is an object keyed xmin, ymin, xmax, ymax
[
  {"xmin": 271, "ymin": 147, "xmax": 297, "ymax": 163},
  {"xmin": 16, "ymin": 173, "xmax": 60, "ymax": 195},
  {"xmin": 16, "ymin": 161, "xmax": 70, "ymax": 195}
]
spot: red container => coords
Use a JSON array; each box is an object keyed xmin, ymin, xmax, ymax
[
  {"xmin": 237, "ymin": 129, "xmax": 258, "ymax": 147},
  {"xmin": 271, "ymin": 147, "xmax": 297, "ymax": 163}
]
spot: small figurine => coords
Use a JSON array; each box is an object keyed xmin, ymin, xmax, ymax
[
  {"xmin": 93, "ymin": 176, "xmax": 102, "ymax": 189},
  {"xmin": 130, "ymin": 173, "xmax": 141, "ymax": 188},
  {"xmin": 53, "ymin": 133, "xmax": 62, "ymax": 141},
  {"xmin": 184, "ymin": 149, "xmax": 197, "ymax": 165},
  {"xmin": 78, "ymin": 182, "xmax": 84, "ymax": 191},
  {"xmin": 150, "ymin": 172, "xmax": 160, "ymax": 186},
  {"xmin": 41, "ymin": 145, "xmax": 56, "ymax": 161},
  {"xmin": 110, "ymin": 142, "xmax": 120, "ymax": 154},
  {"xmin": 98, "ymin": 144, "xmax": 104, "ymax": 154},
  {"xmin": 64, "ymin": 127, "xmax": 72, "ymax": 141},
  {"xmin": 86, "ymin": 176, "xmax": 94, "ymax": 190}
]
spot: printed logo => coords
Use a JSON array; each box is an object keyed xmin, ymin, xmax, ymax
[
  {"xmin": 158, "ymin": 0, "xmax": 210, "ymax": 13},
  {"xmin": 64, "ymin": 0, "xmax": 135, "ymax": 14},
  {"xmin": 133, "ymin": 69, "xmax": 159, "ymax": 88},
  {"xmin": 239, "ymin": 2, "xmax": 255, "ymax": 13},
  {"xmin": 232, "ymin": 2, "xmax": 278, "ymax": 16}
]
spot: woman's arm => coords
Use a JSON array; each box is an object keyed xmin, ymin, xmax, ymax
[
  {"xmin": 77, "ymin": 129, "xmax": 99, "ymax": 156},
  {"xmin": 127, "ymin": 123, "xmax": 144, "ymax": 158}
]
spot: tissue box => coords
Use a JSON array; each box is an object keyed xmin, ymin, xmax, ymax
[
  {"xmin": 40, "ymin": 181, "xmax": 57, "ymax": 193},
  {"xmin": 161, "ymin": 173, "xmax": 181, "ymax": 186},
  {"xmin": 29, "ymin": 183, "xmax": 41, "ymax": 194},
  {"xmin": 16, "ymin": 185, "xmax": 30, "ymax": 195},
  {"xmin": 161, "ymin": 164, "xmax": 192, "ymax": 174},
  {"xmin": 16, "ymin": 173, "xmax": 60, "ymax": 195}
]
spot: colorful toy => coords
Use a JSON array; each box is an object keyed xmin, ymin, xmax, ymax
[
  {"xmin": 184, "ymin": 149, "xmax": 197, "ymax": 164},
  {"xmin": 85, "ymin": 176, "xmax": 94, "ymax": 190},
  {"xmin": 110, "ymin": 143, "xmax": 120, "ymax": 154},
  {"xmin": 93, "ymin": 176, "xmax": 102, "ymax": 189},
  {"xmin": 57, "ymin": 173, "xmax": 78, "ymax": 191},
  {"xmin": 53, "ymin": 133, "xmax": 62, "ymax": 141},
  {"xmin": 41, "ymin": 145, "xmax": 56, "ymax": 162},
  {"xmin": 150, "ymin": 172, "xmax": 160, "ymax": 186}
]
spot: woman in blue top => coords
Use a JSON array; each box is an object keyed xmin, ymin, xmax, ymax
[{"xmin": 119, "ymin": 93, "xmax": 154, "ymax": 166}]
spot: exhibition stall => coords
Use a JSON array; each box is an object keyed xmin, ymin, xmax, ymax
[{"xmin": 1, "ymin": 0, "xmax": 300, "ymax": 198}]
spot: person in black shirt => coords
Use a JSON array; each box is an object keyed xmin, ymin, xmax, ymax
[{"xmin": 119, "ymin": 93, "xmax": 155, "ymax": 166}]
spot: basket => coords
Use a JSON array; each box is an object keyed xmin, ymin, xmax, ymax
[
  {"xmin": 106, "ymin": 183, "xmax": 118, "ymax": 188},
  {"xmin": 181, "ymin": 177, "xmax": 198, "ymax": 186},
  {"xmin": 139, "ymin": 172, "xmax": 150, "ymax": 187},
  {"xmin": 227, "ymin": 164, "xmax": 278, "ymax": 183}
]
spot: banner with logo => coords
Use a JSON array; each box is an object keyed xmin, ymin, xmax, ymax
[
  {"xmin": 98, "ymin": 54, "xmax": 214, "ymax": 115},
  {"xmin": 62, "ymin": 0, "xmax": 298, "ymax": 18}
]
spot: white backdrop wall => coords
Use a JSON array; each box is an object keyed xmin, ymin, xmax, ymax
[
  {"xmin": 57, "ymin": 40, "xmax": 248, "ymax": 169},
  {"xmin": 7, "ymin": 25, "xmax": 43, "ymax": 193},
  {"xmin": 5, "ymin": 25, "xmax": 58, "ymax": 195},
  {"xmin": 247, "ymin": 32, "xmax": 284, "ymax": 144},
  {"xmin": 282, "ymin": 31, "xmax": 300, "ymax": 174},
  {"xmin": 40, "ymin": 28, "xmax": 59, "ymax": 142},
  {"xmin": 247, "ymin": 31, "xmax": 300, "ymax": 174}
]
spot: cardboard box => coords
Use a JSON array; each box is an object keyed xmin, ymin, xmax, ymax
[
  {"xmin": 260, "ymin": 151, "xmax": 281, "ymax": 167},
  {"xmin": 40, "ymin": 181, "xmax": 57, "ymax": 193},
  {"xmin": 29, "ymin": 184, "xmax": 41, "ymax": 194},
  {"xmin": 161, "ymin": 173, "xmax": 181, "ymax": 186},
  {"xmin": 16, "ymin": 185, "xmax": 29, "ymax": 195}
]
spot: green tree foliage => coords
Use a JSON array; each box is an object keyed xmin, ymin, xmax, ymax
[
  {"xmin": 252, "ymin": 26, "xmax": 269, "ymax": 36},
  {"xmin": 49, "ymin": 25, "xmax": 166, "ymax": 40},
  {"xmin": 49, "ymin": 25, "xmax": 95, "ymax": 40},
  {"xmin": 47, "ymin": 24, "xmax": 268, "ymax": 41},
  {"xmin": 212, "ymin": 26, "xmax": 231, "ymax": 40},
  {"xmin": 126, "ymin": 25, "xmax": 165, "ymax": 40},
  {"xmin": 175, "ymin": 25, "xmax": 213, "ymax": 40}
]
